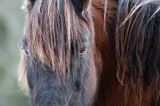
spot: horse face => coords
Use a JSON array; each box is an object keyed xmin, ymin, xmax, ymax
[{"xmin": 19, "ymin": 0, "xmax": 97, "ymax": 106}]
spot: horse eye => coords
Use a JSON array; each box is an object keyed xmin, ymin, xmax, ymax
[{"xmin": 80, "ymin": 33, "xmax": 90, "ymax": 54}]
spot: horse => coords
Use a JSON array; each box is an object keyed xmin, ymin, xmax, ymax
[{"xmin": 18, "ymin": 0, "xmax": 160, "ymax": 106}]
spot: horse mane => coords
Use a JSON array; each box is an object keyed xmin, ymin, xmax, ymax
[{"xmin": 116, "ymin": 0, "xmax": 160, "ymax": 105}]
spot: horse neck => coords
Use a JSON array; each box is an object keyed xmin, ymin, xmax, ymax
[
  {"xmin": 92, "ymin": 0, "xmax": 157, "ymax": 105},
  {"xmin": 92, "ymin": 0, "xmax": 117, "ymax": 76},
  {"xmin": 92, "ymin": 1, "xmax": 120, "ymax": 105},
  {"xmin": 92, "ymin": 0, "xmax": 148, "ymax": 105}
]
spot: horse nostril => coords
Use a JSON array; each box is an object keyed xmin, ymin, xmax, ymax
[{"xmin": 75, "ymin": 80, "xmax": 81, "ymax": 92}]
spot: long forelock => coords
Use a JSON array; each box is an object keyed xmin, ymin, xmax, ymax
[{"xmin": 24, "ymin": 0, "xmax": 92, "ymax": 75}]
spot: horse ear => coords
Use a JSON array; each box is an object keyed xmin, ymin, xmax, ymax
[
  {"xmin": 72, "ymin": 0, "xmax": 90, "ymax": 15},
  {"xmin": 81, "ymin": 0, "xmax": 90, "ymax": 9},
  {"xmin": 28, "ymin": 0, "xmax": 36, "ymax": 6},
  {"xmin": 23, "ymin": 0, "xmax": 36, "ymax": 11}
]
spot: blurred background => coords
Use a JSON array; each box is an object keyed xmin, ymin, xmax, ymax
[{"xmin": 0, "ymin": 0, "xmax": 28, "ymax": 106}]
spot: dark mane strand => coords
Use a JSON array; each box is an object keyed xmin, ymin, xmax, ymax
[{"xmin": 116, "ymin": 0, "xmax": 160, "ymax": 105}]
